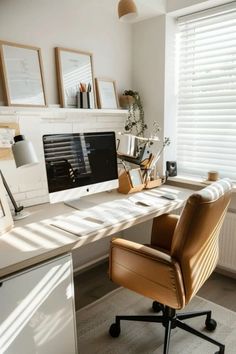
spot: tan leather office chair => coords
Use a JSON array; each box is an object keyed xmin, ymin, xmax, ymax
[{"xmin": 109, "ymin": 179, "xmax": 232, "ymax": 354}]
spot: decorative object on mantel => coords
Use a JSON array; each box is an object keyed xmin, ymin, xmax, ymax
[
  {"xmin": 55, "ymin": 47, "xmax": 96, "ymax": 109},
  {"xmin": 120, "ymin": 90, "xmax": 147, "ymax": 138},
  {"xmin": 118, "ymin": 0, "xmax": 138, "ymax": 21},
  {"xmin": 0, "ymin": 40, "xmax": 47, "ymax": 107},
  {"xmin": 119, "ymin": 94, "xmax": 135, "ymax": 108},
  {"xmin": 76, "ymin": 82, "xmax": 93, "ymax": 109},
  {"xmin": 95, "ymin": 78, "xmax": 119, "ymax": 109}
]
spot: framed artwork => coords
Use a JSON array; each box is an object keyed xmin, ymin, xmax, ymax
[
  {"xmin": 0, "ymin": 40, "xmax": 47, "ymax": 107},
  {"xmin": 95, "ymin": 78, "xmax": 118, "ymax": 109},
  {"xmin": 55, "ymin": 47, "xmax": 96, "ymax": 108},
  {"xmin": 0, "ymin": 174, "xmax": 13, "ymax": 235}
]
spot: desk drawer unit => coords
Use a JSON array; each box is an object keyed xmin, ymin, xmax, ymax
[{"xmin": 0, "ymin": 254, "xmax": 77, "ymax": 354}]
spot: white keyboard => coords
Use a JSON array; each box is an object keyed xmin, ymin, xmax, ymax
[{"xmin": 51, "ymin": 214, "xmax": 106, "ymax": 237}]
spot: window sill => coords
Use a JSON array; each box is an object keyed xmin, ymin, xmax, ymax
[{"xmin": 168, "ymin": 175, "xmax": 236, "ymax": 192}]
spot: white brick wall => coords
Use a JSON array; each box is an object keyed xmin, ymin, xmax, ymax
[{"xmin": 0, "ymin": 107, "xmax": 127, "ymax": 208}]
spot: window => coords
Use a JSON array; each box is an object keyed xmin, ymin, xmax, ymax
[{"xmin": 176, "ymin": 2, "xmax": 236, "ymax": 181}]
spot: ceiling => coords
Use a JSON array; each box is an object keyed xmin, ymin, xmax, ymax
[{"xmin": 126, "ymin": 0, "xmax": 232, "ymax": 22}]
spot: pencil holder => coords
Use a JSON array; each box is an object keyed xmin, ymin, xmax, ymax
[{"xmin": 77, "ymin": 92, "xmax": 92, "ymax": 109}]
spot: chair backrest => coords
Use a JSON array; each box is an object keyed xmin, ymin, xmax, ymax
[{"xmin": 171, "ymin": 179, "xmax": 232, "ymax": 304}]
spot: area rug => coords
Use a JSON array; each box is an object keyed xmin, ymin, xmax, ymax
[{"xmin": 76, "ymin": 288, "xmax": 236, "ymax": 354}]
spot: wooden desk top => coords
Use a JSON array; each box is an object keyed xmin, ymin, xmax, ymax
[{"xmin": 0, "ymin": 185, "xmax": 193, "ymax": 279}]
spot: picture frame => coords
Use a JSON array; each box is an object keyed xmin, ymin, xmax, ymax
[
  {"xmin": 0, "ymin": 40, "xmax": 47, "ymax": 107},
  {"xmin": 0, "ymin": 174, "xmax": 13, "ymax": 235},
  {"xmin": 55, "ymin": 47, "xmax": 96, "ymax": 108},
  {"xmin": 129, "ymin": 168, "xmax": 143, "ymax": 187},
  {"xmin": 95, "ymin": 78, "xmax": 118, "ymax": 109}
]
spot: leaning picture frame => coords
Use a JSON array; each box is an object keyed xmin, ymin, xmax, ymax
[
  {"xmin": 0, "ymin": 40, "xmax": 47, "ymax": 107},
  {"xmin": 0, "ymin": 174, "xmax": 13, "ymax": 235},
  {"xmin": 95, "ymin": 78, "xmax": 119, "ymax": 109},
  {"xmin": 128, "ymin": 168, "xmax": 143, "ymax": 188},
  {"xmin": 55, "ymin": 47, "xmax": 96, "ymax": 108}
]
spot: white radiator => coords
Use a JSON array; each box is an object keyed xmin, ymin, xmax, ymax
[{"xmin": 218, "ymin": 212, "xmax": 236, "ymax": 273}]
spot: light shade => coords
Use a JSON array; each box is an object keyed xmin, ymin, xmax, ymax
[
  {"xmin": 12, "ymin": 135, "xmax": 38, "ymax": 168},
  {"xmin": 118, "ymin": 0, "xmax": 137, "ymax": 21}
]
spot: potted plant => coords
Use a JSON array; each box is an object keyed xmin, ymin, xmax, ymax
[{"xmin": 120, "ymin": 90, "xmax": 147, "ymax": 137}]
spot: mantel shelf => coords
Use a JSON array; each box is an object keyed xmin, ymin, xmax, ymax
[{"xmin": 0, "ymin": 106, "xmax": 128, "ymax": 116}]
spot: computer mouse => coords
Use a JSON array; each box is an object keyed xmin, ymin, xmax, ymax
[{"xmin": 161, "ymin": 193, "xmax": 176, "ymax": 200}]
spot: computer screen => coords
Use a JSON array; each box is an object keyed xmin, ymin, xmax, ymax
[{"xmin": 43, "ymin": 131, "xmax": 118, "ymax": 207}]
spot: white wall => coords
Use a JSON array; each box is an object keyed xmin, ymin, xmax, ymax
[
  {"xmin": 132, "ymin": 15, "xmax": 169, "ymax": 174},
  {"xmin": 163, "ymin": 15, "xmax": 177, "ymax": 164},
  {"xmin": 132, "ymin": 16, "xmax": 166, "ymax": 138},
  {"xmin": 0, "ymin": 0, "xmax": 132, "ymax": 105}
]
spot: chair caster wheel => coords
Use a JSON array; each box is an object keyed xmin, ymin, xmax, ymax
[
  {"xmin": 205, "ymin": 318, "xmax": 217, "ymax": 331},
  {"xmin": 109, "ymin": 323, "xmax": 120, "ymax": 337},
  {"xmin": 152, "ymin": 301, "xmax": 162, "ymax": 313}
]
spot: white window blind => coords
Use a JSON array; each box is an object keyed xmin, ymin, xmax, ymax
[{"xmin": 176, "ymin": 2, "xmax": 236, "ymax": 181}]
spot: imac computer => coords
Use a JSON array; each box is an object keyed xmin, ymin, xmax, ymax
[{"xmin": 42, "ymin": 131, "xmax": 118, "ymax": 209}]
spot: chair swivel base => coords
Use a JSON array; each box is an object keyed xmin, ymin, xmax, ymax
[{"xmin": 109, "ymin": 303, "xmax": 225, "ymax": 354}]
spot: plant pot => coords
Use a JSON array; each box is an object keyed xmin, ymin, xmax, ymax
[{"xmin": 119, "ymin": 95, "xmax": 135, "ymax": 109}]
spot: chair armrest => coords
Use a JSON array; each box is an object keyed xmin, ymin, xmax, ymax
[
  {"xmin": 109, "ymin": 238, "xmax": 185, "ymax": 309},
  {"xmin": 111, "ymin": 238, "xmax": 172, "ymax": 264},
  {"xmin": 151, "ymin": 214, "xmax": 179, "ymax": 251}
]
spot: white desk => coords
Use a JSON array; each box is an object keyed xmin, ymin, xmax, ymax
[
  {"xmin": 0, "ymin": 185, "xmax": 192, "ymax": 279},
  {"xmin": 0, "ymin": 185, "xmax": 193, "ymax": 354}
]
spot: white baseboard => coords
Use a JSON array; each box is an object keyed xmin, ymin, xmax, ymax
[{"xmin": 73, "ymin": 254, "xmax": 109, "ymax": 275}]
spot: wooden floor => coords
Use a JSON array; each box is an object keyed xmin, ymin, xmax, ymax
[{"xmin": 74, "ymin": 260, "xmax": 236, "ymax": 312}]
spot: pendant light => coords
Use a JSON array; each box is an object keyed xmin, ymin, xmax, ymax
[{"xmin": 118, "ymin": 0, "xmax": 138, "ymax": 22}]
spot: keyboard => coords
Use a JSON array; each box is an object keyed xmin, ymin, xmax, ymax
[{"xmin": 51, "ymin": 214, "xmax": 106, "ymax": 237}]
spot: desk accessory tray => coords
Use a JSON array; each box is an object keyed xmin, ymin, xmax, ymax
[
  {"xmin": 145, "ymin": 178, "xmax": 163, "ymax": 189},
  {"xmin": 118, "ymin": 171, "xmax": 145, "ymax": 194}
]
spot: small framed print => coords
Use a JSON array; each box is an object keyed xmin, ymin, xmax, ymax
[
  {"xmin": 129, "ymin": 168, "xmax": 143, "ymax": 187},
  {"xmin": 55, "ymin": 47, "xmax": 96, "ymax": 108},
  {"xmin": 0, "ymin": 173, "xmax": 13, "ymax": 235},
  {"xmin": 0, "ymin": 40, "xmax": 47, "ymax": 106},
  {"xmin": 95, "ymin": 78, "xmax": 118, "ymax": 109}
]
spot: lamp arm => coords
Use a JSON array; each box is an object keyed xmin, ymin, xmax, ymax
[{"xmin": 0, "ymin": 170, "xmax": 23, "ymax": 215}]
